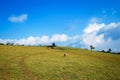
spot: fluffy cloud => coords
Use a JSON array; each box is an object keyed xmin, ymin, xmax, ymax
[
  {"xmin": 83, "ymin": 23, "xmax": 105, "ymax": 33},
  {"xmin": 81, "ymin": 21, "xmax": 120, "ymax": 52},
  {"xmin": 8, "ymin": 14, "xmax": 28, "ymax": 23},
  {"xmin": 50, "ymin": 34, "xmax": 68, "ymax": 42},
  {"xmin": 82, "ymin": 23, "xmax": 105, "ymax": 47},
  {"xmin": 0, "ymin": 34, "xmax": 69, "ymax": 46}
]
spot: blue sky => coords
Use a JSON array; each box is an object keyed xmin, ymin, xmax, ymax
[{"xmin": 0, "ymin": 0, "xmax": 120, "ymax": 52}]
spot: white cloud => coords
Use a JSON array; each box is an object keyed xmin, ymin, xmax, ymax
[
  {"xmin": 81, "ymin": 20, "xmax": 120, "ymax": 52},
  {"xmin": 82, "ymin": 22, "xmax": 106, "ymax": 47},
  {"xmin": 8, "ymin": 14, "xmax": 28, "ymax": 23},
  {"xmin": 40, "ymin": 36, "xmax": 50, "ymax": 44},
  {"xmin": 14, "ymin": 36, "xmax": 50, "ymax": 45},
  {"xmin": 0, "ymin": 39, "xmax": 16, "ymax": 44},
  {"xmin": 83, "ymin": 23, "xmax": 105, "ymax": 33},
  {"xmin": 0, "ymin": 34, "xmax": 69, "ymax": 46},
  {"xmin": 104, "ymin": 22, "xmax": 120, "ymax": 30},
  {"xmin": 82, "ymin": 32, "xmax": 105, "ymax": 47},
  {"xmin": 50, "ymin": 34, "xmax": 68, "ymax": 42}
]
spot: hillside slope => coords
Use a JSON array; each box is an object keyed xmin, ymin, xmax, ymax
[{"xmin": 0, "ymin": 45, "xmax": 120, "ymax": 80}]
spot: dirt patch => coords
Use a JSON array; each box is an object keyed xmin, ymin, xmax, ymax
[{"xmin": 19, "ymin": 56, "xmax": 40, "ymax": 80}]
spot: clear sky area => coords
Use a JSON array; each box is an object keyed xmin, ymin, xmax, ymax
[{"xmin": 0, "ymin": 0, "xmax": 120, "ymax": 52}]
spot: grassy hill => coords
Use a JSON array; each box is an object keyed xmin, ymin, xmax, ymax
[{"xmin": 0, "ymin": 45, "xmax": 120, "ymax": 80}]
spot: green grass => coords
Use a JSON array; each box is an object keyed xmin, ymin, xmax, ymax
[{"xmin": 0, "ymin": 45, "xmax": 120, "ymax": 80}]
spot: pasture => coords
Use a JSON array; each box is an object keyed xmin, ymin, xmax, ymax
[{"xmin": 0, "ymin": 45, "xmax": 120, "ymax": 80}]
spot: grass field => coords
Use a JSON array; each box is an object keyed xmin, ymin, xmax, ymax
[{"xmin": 0, "ymin": 45, "xmax": 120, "ymax": 80}]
